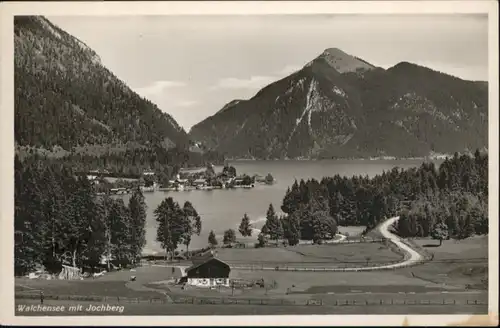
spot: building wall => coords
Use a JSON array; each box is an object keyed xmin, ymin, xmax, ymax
[{"xmin": 187, "ymin": 278, "xmax": 230, "ymax": 288}]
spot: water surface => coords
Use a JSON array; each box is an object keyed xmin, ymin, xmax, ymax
[{"xmin": 118, "ymin": 159, "xmax": 440, "ymax": 253}]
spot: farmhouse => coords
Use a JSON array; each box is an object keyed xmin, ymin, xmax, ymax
[{"xmin": 181, "ymin": 252, "xmax": 231, "ymax": 288}]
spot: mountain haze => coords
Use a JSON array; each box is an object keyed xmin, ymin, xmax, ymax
[
  {"xmin": 190, "ymin": 49, "xmax": 488, "ymax": 159},
  {"xmin": 14, "ymin": 16, "xmax": 190, "ymax": 152}
]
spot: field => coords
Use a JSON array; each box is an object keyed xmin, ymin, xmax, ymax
[
  {"xmin": 395, "ymin": 236, "xmax": 488, "ymax": 290},
  {"xmin": 15, "ymin": 266, "xmax": 180, "ymax": 300},
  {"xmin": 337, "ymin": 226, "xmax": 365, "ymax": 237},
  {"xmin": 216, "ymin": 241, "xmax": 403, "ymax": 268},
  {"xmin": 15, "ymin": 235, "xmax": 489, "ymax": 315}
]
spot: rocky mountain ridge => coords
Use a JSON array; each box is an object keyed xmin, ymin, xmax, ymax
[{"xmin": 190, "ymin": 49, "xmax": 488, "ymax": 159}]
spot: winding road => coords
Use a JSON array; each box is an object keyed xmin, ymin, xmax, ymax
[{"xmin": 231, "ymin": 216, "xmax": 425, "ymax": 272}]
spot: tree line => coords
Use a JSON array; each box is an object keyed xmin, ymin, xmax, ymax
[
  {"xmin": 281, "ymin": 150, "xmax": 488, "ymax": 241},
  {"xmin": 18, "ymin": 145, "xmax": 225, "ymax": 187},
  {"xmin": 14, "ymin": 155, "xmax": 147, "ymax": 276},
  {"xmin": 207, "ymin": 199, "xmax": 338, "ymax": 250}
]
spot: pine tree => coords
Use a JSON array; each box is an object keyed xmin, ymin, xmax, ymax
[
  {"xmin": 128, "ymin": 187, "xmax": 147, "ymax": 263},
  {"xmin": 63, "ymin": 176, "xmax": 97, "ymax": 268},
  {"xmin": 14, "ymin": 161, "xmax": 45, "ymax": 275},
  {"xmin": 208, "ymin": 230, "xmax": 218, "ymax": 248},
  {"xmin": 223, "ymin": 229, "xmax": 237, "ymax": 245},
  {"xmin": 82, "ymin": 198, "xmax": 107, "ymax": 271},
  {"xmin": 257, "ymin": 232, "xmax": 268, "ymax": 248},
  {"xmin": 264, "ymin": 204, "xmax": 283, "ymax": 245},
  {"xmin": 238, "ymin": 213, "xmax": 253, "ymax": 237},
  {"xmin": 284, "ymin": 212, "xmax": 301, "ymax": 246},
  {"xmin": 108, "ymin": 199, "xmax": 134, "ymax": 267}
]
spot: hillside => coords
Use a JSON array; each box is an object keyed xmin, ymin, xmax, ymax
[
  {"xmin": 189, "ymin": 49, "xmax": 488, "ymax": 159},
  {"xmin": 14, "ymin": 16, "xmax": 190, "ymax": 152}
]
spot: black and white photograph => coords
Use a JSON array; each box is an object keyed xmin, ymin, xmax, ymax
[{"xmin": 1, "ymin": 1, "xmax": 498, "ymax": 326}]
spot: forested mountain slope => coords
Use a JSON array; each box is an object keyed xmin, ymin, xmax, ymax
[{"xmin": 14, "ymin": 16, "xmax": 190, "ymax": 151}]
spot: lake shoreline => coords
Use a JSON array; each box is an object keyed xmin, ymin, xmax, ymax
[
  {"xmin": 119, "ymin": 158, "xmax": 445, "ymax": 253},
  {"xmin": 222, "ymin": 155, "xmax": 453, "ymax": 162}
]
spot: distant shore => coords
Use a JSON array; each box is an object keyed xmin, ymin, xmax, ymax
[{"xmin": 224, "ymin": 155, "xmax": 452, "ymax": 162}]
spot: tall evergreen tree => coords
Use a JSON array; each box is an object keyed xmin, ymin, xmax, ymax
[
  {"xmin": 264, "ymin": 204, "xmax": 283, "ymax": 244},
  {"xmin": 128, "ymin": 187, "xmax": 147, "ymax": 263},
  {"xmin": 208, "ymin": 230, "xmax": 218, "ymax": 248},
  {"xmin": 14, "ymin": 162, "xmax": 45, "ymax": 275},
  {"xmin": 223, "ymin": 229, "xmax": 237, "ymax": 245},
  {"xmin": 282, "ymin": 212, "xmax": 301, "ymax": 246},
  {"xmin": 238, "ymin": 213, "xmax": 253, "ymax": 237}
]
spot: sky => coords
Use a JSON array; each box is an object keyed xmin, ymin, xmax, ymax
[{"xmin": 47, "ymin": 14, "xmax": 488, "ymax": 132}]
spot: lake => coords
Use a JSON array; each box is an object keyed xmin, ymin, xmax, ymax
[{"xmin": 118, "ymin": 159, "xmax": 441, "ymax": 254}]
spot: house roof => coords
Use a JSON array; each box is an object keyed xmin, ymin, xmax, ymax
[{"xmin": 187, "ymin": 252, "xmax": 230, "ymax": 272}]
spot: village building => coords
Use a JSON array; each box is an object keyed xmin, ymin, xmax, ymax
[
  {"xmin": 192, "ymin": 178, "xmax": 207, "ymax": 187},
  {"xmin": 233, "ymin": 178, "xmax": 244, "ymax": 186},
  {"xmin": 180, "ymin": 251, "xmax": 231, "ymax": 288}
]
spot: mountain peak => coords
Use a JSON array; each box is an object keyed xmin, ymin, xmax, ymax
[
  {"xmin": 322, "ymin": 47, "xmax": 349, "ymax": 57},
  {"xmin": 190, "ymin": 47, "xmax": 487, "ymax": 160},
  {"xmin": 307, "ymin": 47, "xmax": 376, "ymax": 74}
]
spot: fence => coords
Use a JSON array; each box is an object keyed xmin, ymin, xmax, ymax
[
  {"xmin": 16, "ymin": 291, "xmax": 487, "ymax": 307},
  {"xmin": 227, "ymin": 236, "xmax": 431, "ymax": 273},
  {"xmin": 15, "ymin": 292, "xmax": 487, "ymax": 308},
  {"xmin": 228, "ymin": 258, "xmax": 425, "ymax": 272},
  {"xmin": 170, "ymin": 295, "xmax": 486, "ymax": 307},
  {"xmin": 15, "ymin": 293, "xmax": 169, "ymax": 304}
]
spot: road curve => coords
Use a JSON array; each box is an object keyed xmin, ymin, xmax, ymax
[
  {"xmin": 230, "ymin": 216, "xmax": 426, "ymax": 272},
  {"xmin": 372, "ymin": 216, "xmax": 424, "ymax": 269}
]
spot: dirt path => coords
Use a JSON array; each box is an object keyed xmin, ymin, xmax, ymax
[{"xmin": 231, "ymin": 217, "xmax": 425, "ymax": 272}]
